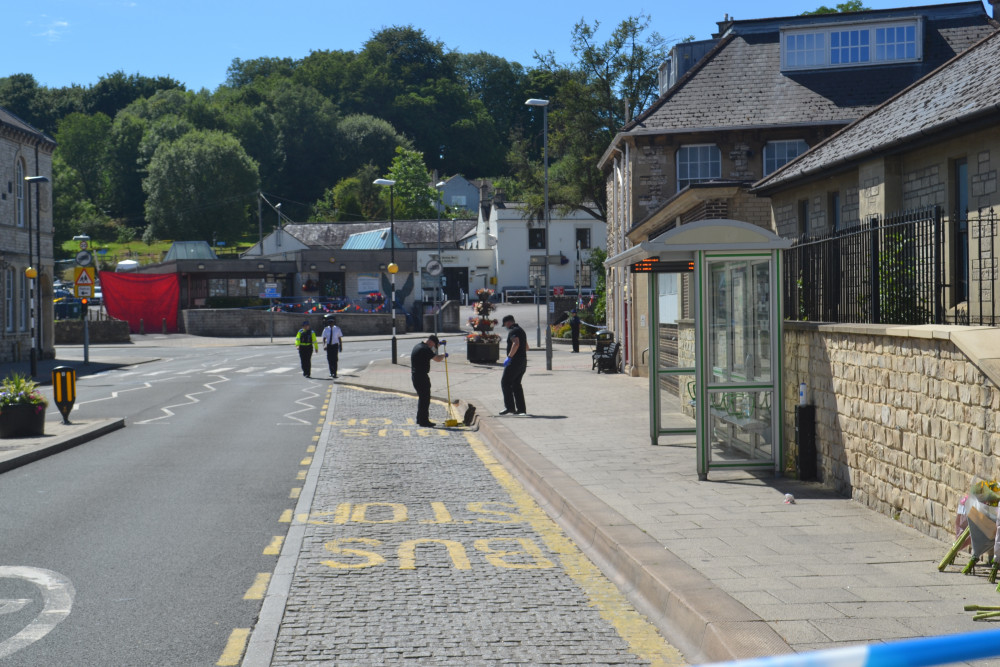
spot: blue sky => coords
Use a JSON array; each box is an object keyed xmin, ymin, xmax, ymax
[{"xmin": 8, "ymin": 0, "xmax": 987, "ymax": 92}]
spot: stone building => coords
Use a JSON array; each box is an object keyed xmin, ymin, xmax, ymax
[
  {"xmin": 0, "ymin": 105, "xmax": 56, "ymax": 363},
  {"xmin": 599, "ymin": 2, "xmax": 997, "ymax": 376}
]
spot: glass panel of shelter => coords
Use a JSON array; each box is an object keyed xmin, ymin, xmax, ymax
[
  {"xmin": 705, "ymin": 257, "xmax": 776, "ymax": 468},
  {"xmin": 654, "ymin": 271, "xmax": 696, "ymax": 439}
]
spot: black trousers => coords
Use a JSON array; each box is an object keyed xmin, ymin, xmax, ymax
[
  {"xmin": 571, "ymin": 328, "xmax": 580, "ymax": 352},
  {"xmin": 298, "ymin": 346, "xmax": 313, "ymax": 376},
  {"xmin": 325, "ymin": 344, "xmax": 340, "ymax": 375},
  {"xmin": 411, "ymin": 373, "xmax": 431, "ymax": 424},
  {"xmin": 500, "ymin": 360, "xmax": 527, "ymax": 413}
]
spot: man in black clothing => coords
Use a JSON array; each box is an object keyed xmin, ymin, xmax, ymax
[
  {"xmin": 569, "ymin": 310, "xmax": 581, "ymax": 353},
  {"xmin": 499, "ymin": 314, "xmax": 528, "ymax": 415},
  {"xmin": 410, "ymin": 334, "xmax": 446, "ymax": 427}
]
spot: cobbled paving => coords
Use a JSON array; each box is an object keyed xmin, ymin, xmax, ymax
[{"xmin": 270, "ymin": 387, "xmax": 678, "ymax": 666}]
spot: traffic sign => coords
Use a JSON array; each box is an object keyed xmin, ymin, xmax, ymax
[
  {"xmin": 75, "ymin": 250, "xmax": 93, "ymax": 266},
  {"xmin": 73, "ymin": 266, "xmax": 96, "ymax": 298}
]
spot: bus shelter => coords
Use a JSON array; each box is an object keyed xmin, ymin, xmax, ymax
[{"xmin": 606, "ymin": 220, "xmax": 792, "ymax": 480}]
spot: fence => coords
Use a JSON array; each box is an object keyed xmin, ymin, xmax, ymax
[{"xmin": 784, "ymin": 207, "xmax": 998, "ymax": 326}]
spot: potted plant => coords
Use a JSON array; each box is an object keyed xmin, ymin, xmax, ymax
[
  {"xmin": 466, "ymin": 288, "xmax": 501, "ymax": 363},
  {"xmin": 0, "ymin": 373, "xmax": 48, "ymax": 438}
]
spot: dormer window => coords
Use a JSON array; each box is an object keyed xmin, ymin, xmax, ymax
[{"xmin": 782, "ymin": 18, "xmax": 921, "ymax": 71}]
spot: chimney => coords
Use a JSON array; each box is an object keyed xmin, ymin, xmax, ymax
[{"xmin": 714, "ymin": 13, "xmax": 734, "ymax": 38}]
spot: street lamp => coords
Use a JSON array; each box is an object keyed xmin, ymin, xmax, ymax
[
  {"xmin": 373, "ymin": 178, "xmax": 398, "ymax": 363},
  {"xmin": 434, "ymin": 180, "xmax": 446, "ymax": 335},
  {"xmin": 525, "ymin": 98, "xmax": 552, "ymax": 371},
  {"xmin": 25, "ymin": 175, "xmax": 48, "ymax": 376}
]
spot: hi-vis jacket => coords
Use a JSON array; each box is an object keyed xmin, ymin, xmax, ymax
[{"xmin": 295, "ymin": 329, "xmax": 318, "ymax": 351}]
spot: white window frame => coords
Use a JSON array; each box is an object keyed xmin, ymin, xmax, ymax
[
  {"xmin": 676, "ymin": 144, "xmax": 721, "ymax": 192},
  {"xmin": 764, "ymin": 140, "xmax": 809, "ymax": 176},
  {"xmin": 781, "ymin": 18, "xmax": 922, "ymax": 71}
]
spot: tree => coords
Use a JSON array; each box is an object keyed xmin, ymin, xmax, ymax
[
  {"xmin": 803, "ymin": 1, "xmax": 869, "ymax": 14},
  {"xmin": 54, "ymin": 112, "xmax": 112, "ymax": 204},
  {"xmin": 383, "ymin": 148, "xmax": 436, "ymax": 219},
  {"xmin": 338, "ymin": 114, "xmax": 412, "ymax": 176},
  {"xmin": 511, "ymin": 15, "xmax": 669, "ymax": 221},
  {"xmin": 143, "ymin": 130, "xmax": 259, "ymax": 243},
  {"xmin": 84, "ymin": 70, "xmax": 184, "ymax": 118}
]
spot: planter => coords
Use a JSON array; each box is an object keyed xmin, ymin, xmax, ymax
[
  {"xmin": 467, "ymin": 341, "xmax": 500, "ymax": 364},
  {"xmin": 0, "ymin": 404, "xmax": 46, "ymax": 438}
]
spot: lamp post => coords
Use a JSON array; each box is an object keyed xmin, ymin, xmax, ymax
[
  {"xmin": 525, "ymin": 98, "xmax": 552, "ymax": 371},
  {"xmin": 373, "ymin": 178, "xmax": 398, "ymax": 363},
  {"xmin": 25, "ymin": 175, "xmax": 49, "ymax": 376},
  {"xmin": 434, "ymin": 180, "xmax": 446, "ymax": 335}
]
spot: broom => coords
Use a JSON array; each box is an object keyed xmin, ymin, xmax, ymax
[{"xmin": 441, "ymin": 340, "xmax": 461, "ymax": 427}]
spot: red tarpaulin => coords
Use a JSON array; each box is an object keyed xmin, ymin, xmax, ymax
[{"xmin": 100, "ymin": 271, "xmax": 180, "ymax": 333}]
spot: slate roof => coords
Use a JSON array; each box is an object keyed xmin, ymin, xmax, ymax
[
  {"xmin": 0, "ymin": 106, "xmax": 56, "ymax": 146},
  {"xmin": 601, "ymin": 2, "xmax": 995, "ymax": 166},
  {"xmin": 754, "ymin": 27, "xmax": 1000, "ymax": 192},
  {"xmin": 281, "ymin": 219, "xmax": 477, "ymax": 250}
]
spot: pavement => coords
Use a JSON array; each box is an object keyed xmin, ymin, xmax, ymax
[{"xmin": 3, "ymin": 335, "xmax": 999, "ymax": 666}]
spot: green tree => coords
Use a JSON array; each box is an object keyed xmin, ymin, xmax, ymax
[
  {"xmin": 105, "ymin": 111, "xmax": 149, "ymax": 222},
  {"xmin": 54, "ymin": 112, "xmax": 112, "ymax": 204},
  {"xmin": 143, "ymin": 130, "xmax": 259, "ymax": 243},
  {"xmin": 338, "ymin": 114, "xmax": 411, "ymax": 176},
  {"xmin": 83, "ymin": 70, "xmax": 184, "ymax": 118},
  {"xmin": 512, "ymin": 15, "xmax": 669, "ymax": 221},
  {"xmin": 311, "ymin": 164, "xmax": 385, "ymax": 222},
  {"xmin": 803, "ymin": 0, "xmax": 869, "ymax": 14},
  {"xmin": 383, "ymin": 148, "xmax": 436, "ymax": 219}
]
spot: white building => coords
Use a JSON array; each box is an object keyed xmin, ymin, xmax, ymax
[{"xmin": 466, "ymin": 198, "xmax": 606, "ymax": 300}]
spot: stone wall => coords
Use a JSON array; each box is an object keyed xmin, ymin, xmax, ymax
[
  {"xmin": 55, "ymin": 319, "xmax": 131, "ymax": 344},
  {"xmin": 784, "ymin": 322, "xmax": 1000, "ymax": 542},
  {"xmin": 181, "ymin": 309, "xmax": 408, "ymax": 338}
]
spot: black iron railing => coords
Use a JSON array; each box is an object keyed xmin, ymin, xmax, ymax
[{"xmin": 784, "ymin": 207, "xmax": 998, "ymax": 326}]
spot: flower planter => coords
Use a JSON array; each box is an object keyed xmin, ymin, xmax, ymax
[
  {"xmin": 0, "ymin": 404, "xmax": 46, "ymax": 438},
  {"xmin": 467, "ymin": 341, "xmax": 500, "ymax": 364}
]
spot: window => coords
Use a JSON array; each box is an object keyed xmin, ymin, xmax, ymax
[
  {"xmin": 782, "ymin": 19, "xmax": 920, "ymax": 70},
  {"xmin": 764, "ymin": 140, "xmax": 809, "ymax": 176},
  {"xmin": 449, "ymin": 195, "xmax": 467, "ymax": 207},
  {"xmin": 676, "ymin": 144, "xmax": 721, "ymax": 191},
  {"xmin": 4, "ymin": 269, "xmax": 12, "ymax": 332},
  {"xmin": 954, "ymin": 158, "xmax": 969, "ymax": 302},
  {"xmin": 528, "ymin": 264, "xmax": 545, "ymax": 289},
  {"xmin": 575, "ymin": 228, "xmax": 591, "ymax": 250},
  {"xmin": 528, "ymin": 228, "xmax": 546, "ymax": 250},
  {"xmin": 15, "ymin": 161, "xmax": 25, "ymax": 228},
  {"xmin": 829, "ymin": 191, "xmax": 841, "ymax": 232},
  {"xmin": 579, "ymin": 263, "xmax": 593, "ymax": 288},
  {"xmin": 798, "ymin": 200, "xmax": 809, "ymax": 239}
]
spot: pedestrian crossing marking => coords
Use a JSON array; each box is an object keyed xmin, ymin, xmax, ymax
[
  {"xmin": 207, "ymin": 368, "xmax": 235, "ymax": 374},
  {"xmin": 236, "ymin": 367, "xmax": 260, "ymax": 373},
  {"xmin": 267, "ymin": 367, "xmax": 294, "ymax": 374}
]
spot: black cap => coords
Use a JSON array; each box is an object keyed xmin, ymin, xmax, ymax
[
  {"xmin": 502, "ymin": 315, "xmax": 515, "ymax": 324},
  {"xmin": 302, "ymin": 319, "xmax": 310, "ymax": 325}
]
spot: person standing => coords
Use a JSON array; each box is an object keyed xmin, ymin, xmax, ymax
[
  {"xmin": 410, "ymin": 334, "xmax": 446, "ymax": 427},
  {"xmin": 570, "ymin": 310, "xmax": 582, "ymax": 353},
  {"xmin": 499, "ymin": 314, "xmax": 528, "ymax": 415},
  {"xmin": 321, "ymin": 315, "xmax": 344, "ymax": 378},
  {"xmin": 295, "ymin": 320, "xmax": 318, "ymax": 378}
]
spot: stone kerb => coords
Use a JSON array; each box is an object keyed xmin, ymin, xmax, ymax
[{"xmin": 181, "ymin": 309, "xmax": 407, "ymax": 338}]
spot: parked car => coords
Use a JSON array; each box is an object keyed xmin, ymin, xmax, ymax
[
  {"xmin": 92, "ymin": 286, "xmax": 103, "ymax": 305},
  {"xmin": 53, "ymin": 288, "xmax": 74, "ymax": 302}
]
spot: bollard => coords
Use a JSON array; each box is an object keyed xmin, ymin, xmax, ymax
[
  {"xmin": 162, "ymin": 318, "xmax": 167, "ymax": 334},
  {"xmin": 51, "ymin": 366, "xmax": 76, "ymax": 424},
  {"xmin": 139, "ymin": 318, "xmax": 145, "ymax": 335}
]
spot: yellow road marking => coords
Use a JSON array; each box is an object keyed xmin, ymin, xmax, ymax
[
  {"xmin": 216, "ymin": 628, "xmax": 250, "ymax": 666},
  {"xmin": 279, "ymin": 509, "xmax": 293, "ymax": 523},
  {"xmin": 312, "ymin": 435, "xmax": 320, "ymax": 442},
  {"xmin": 464, "ymin": 432, "xmax": 686, "ymax": 667},
  {"xmin": 307, "ymin": 445, "xmax": 316, "ymax": 453},
  {"xmin": 290, "ymin": 487, "xmax": 302, "ymax": 499},
  {"xmin": 244, "ymin": 573, "xmax": 271, "ymax": 600},
  {"xmin": 300, "ymin": 457, "xmax": 312, "ymax": 465},
  {"xmin": 315, "ymin": 425, "xmax": 323, "ymax": 432},
  {"xmin": 297, "ymin": 470, "xmax": 307, "ymax": 480},
  {"xmin": 263, "ymin": 536, "xmax": 284, "ymax": 555}
]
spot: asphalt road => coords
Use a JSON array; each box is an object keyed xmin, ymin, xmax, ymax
[{"xmin": 0, "ymin": 345, "xmax": 377, "ymax": 665}]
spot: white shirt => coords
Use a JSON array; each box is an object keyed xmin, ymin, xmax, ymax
[{"xmin": 322, "ymin": 325, "xmax": 343, "ymax": 346}]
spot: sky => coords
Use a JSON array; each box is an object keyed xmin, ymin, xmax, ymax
[{"xmin": 7, "ymin": 0, "xmax": 989, "ymax": 92}]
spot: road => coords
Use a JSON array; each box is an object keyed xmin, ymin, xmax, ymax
[{"xmin": 0, "ymin": 343, "xmax": 382, "ymax": 665}]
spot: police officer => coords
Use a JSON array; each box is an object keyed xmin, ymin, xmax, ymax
[
  {"xmin": 499, "ymin": 314, "xmax": 528, "ymax": 415},
  {"xmin": 295, "ymin": 320, "xmax": 318, "ymax": 377},
  {"xmin": 410, "ymin": 334, "xmax": 446, "ymax": 427}
]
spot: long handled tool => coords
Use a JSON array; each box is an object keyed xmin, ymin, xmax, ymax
[{"xmin": 442, "ymin": 341, "xmax": 461, "ymax": 427}]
